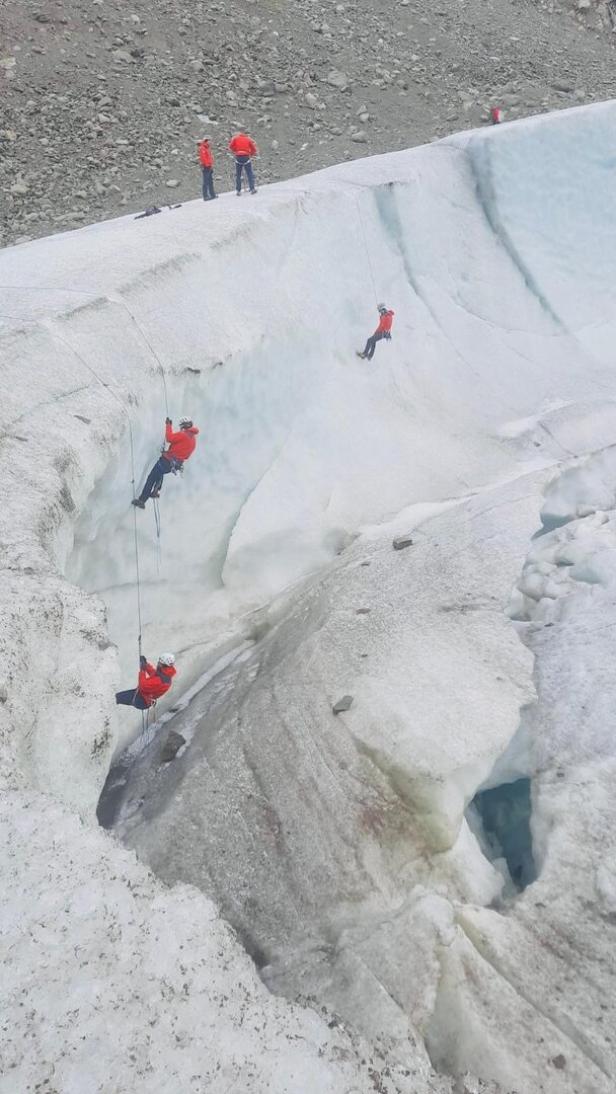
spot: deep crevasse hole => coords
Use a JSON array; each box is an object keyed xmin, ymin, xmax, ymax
[{"xmin": 467, "ymin": 777, "xmax": 536, "ymax": 895}]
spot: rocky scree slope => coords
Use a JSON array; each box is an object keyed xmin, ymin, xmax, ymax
[{"xmin": 1, "ymin": 0, "xmax": 616, "ymax": 245}]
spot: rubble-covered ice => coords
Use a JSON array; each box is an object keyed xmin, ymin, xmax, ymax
[{"xmin": 2, "ymin": 103, "xmax": 616, "ymax": 1091}]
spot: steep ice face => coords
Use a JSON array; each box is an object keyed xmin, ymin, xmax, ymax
[
  {"xmin": 3, "ymin": 103, "xmax": 616, "ymax": 1092},
  {"xmin": 116, "ymin": 476, "xmax": 537, "ymax": 1045},
  {"xmin": 467, "ymin": 103, "xmax": 616, "ymax": 364},
  {"xmin": 451, "ymin": 447, "xmax": 616, "ymax": 1090},
  {"xmin": 37, "ymin": 105, "xmax": 616, "ymax": 769}
]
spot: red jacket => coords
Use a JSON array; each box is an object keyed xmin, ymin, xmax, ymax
[
  {"xmin": 376, "ymin": 310, "xmax": 394, "ymax": 334},
  {"xmin": 163, "ymin": 422, "xmax": 199, "ymax": 463},
  {"xmin": 138, "ymin": 661, "xmax": 177, "ymax": 706},
  {"xmin": 229, "ymin": 133, "xmax": 257, "ymax": 158},
  {"xmin": 199, "ymin": 141, "xmax": 214, "ymax": 167}
]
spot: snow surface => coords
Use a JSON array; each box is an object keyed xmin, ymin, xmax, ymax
[{"xmin": 2, "ymin": 102, "xmax": 616, "ymax": 1091}]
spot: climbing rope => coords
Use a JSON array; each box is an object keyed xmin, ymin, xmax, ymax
[
  {"xmin": 58, "ymin": 304, "xmax": 171, "ymax": 733},
  {"xmin": 0, "ymin": 284, "xmax": 171, "ymax": 417},
  {"xmin": 152, "ymin": 497, "xmax": 162, "ymax": 573},
  {"xmin": 226, "ymin": 153, "xmax": 237, "ymax": 192},
  {"xmin": 1, "ymin": 284, "xmax": 173, "ymax": 634},
  {"xmin": 110, "ymin": 297, "xmax": 170, "ymax": 419},
  {"xmin": 53, "ymin": 296, "xmax": 170, "ymax": 735},
  {"xmin": 355, "ymin": 194, "xmax": 379, "ymax": 306},
  {"xmin": 42, "ymin": 323, "xmax": 146, "ymax": 725},
  {"xmin": 107, "ymin": 297, "xmax": 170, "ymax": 588},
  {"xmin": 143, "ymin": 702, "xmax": 152, "ymax": 740}
]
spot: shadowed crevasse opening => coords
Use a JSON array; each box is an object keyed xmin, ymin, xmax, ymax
[
  {"xmin": 468, "ymin": 776, "xmax": 537, "ymax": 893},
  {"xmin": 97, "ymin": 753, "xmax": 133, "ymax": 829}
]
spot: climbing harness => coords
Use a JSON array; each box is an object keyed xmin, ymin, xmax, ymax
[{"xmin": 227, "ymin": 152, "xmax": 259, "ymax": 194}]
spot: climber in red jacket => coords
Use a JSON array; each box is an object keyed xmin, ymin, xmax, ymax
[
  {"xmin": 198, "ymin": 137, "xmax": 217, "ymax": 201},
  {"xmin": 116, "ymin": 653, "xmax": 177, "ymax": 710},
  {"xmin": 229, "ymin": 132, "xmax": 258, "ymax": 195},
  {"xmin": 133, "ymin": 417, "xmax": 199, "ymax": 508},
  {"xmin": 357, "ymin": 304, "xmax": 395, "ymax": 360}
]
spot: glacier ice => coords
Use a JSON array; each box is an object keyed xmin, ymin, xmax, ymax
[{"xmin": 3, "ymin": 103, "xmax": 616, "ymax": 1091}]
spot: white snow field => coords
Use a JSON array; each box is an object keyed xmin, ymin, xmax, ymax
[{"xmin": 2, "ymin": 101, "xmax": 616, "ymax": 1093}]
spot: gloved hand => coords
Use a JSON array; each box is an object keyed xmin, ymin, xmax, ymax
[
  {"xmin": 165, "ymin": 417, "xmax": 172, "ymax": 425},
  {"xmin": 140, "ymin": 654, "xmax": 147, "ymax": 668},
  {"xmin": 384, "ymin": 332, "xmax": 392, "ymax": 340}
]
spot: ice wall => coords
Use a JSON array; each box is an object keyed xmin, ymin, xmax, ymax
[
  {"xmin": 466, "ymin": 103, "xmax": 616, "ymax": 363},
  {"xmin": 3, "ymin": 102, "xmax": 616, "ymax": 1092},
  {"xmin": 4, "ymin": 103, "xmax": 616, "ymax": 779}
]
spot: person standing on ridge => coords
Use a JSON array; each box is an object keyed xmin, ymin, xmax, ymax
[
  {"xmin": 229, "ymin": 131, "xmax": 258, "ymax": 195},
  {"xmin": 132, "ymin": 417, "xmax": 199, "ymax": 508},
  {"xmin": 198, "ymin": 137, "xmax": 217, "ymax": 200},
  {"xmin": 115, "ymin": 653, "xmax": 177, "ymax": 710},
  {"xmin": 357, "ymin": 304, "xmax": 395, "ymax": 360},
  {"xmin": 490, "ymin": 107, "xmax": 503, "ymax": 125}
]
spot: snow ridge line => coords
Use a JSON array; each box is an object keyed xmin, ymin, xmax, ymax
[{"xmin": 455, "ymin": 911, "xmax": 612, "ymax": 1081}]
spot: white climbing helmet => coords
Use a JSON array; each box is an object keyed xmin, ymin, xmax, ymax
[
  {"xmin": 377, "ymin": 302, "xmax": 388, "ymax": 314},
  {"xmin": 158, "ymin": 652, "xmax": 176, "ymax": 667},
  {"xmin": 178, "ymin": 416, "xmax": 193, "ymax": 429}
]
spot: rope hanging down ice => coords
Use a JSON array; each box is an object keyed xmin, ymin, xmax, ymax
[
  {"xmin": 111, "ymin": 297, "xmax": 170, "ymax": 419},
  {"xmin": 2, "ymin": 296, "xmax": 171, "ymax": 736},
  {"xmin": 58, "ymin": 297, "xmax": 170, "ymax": 724},
  {"xmin": 46, "ymin": 325, "xmax": 150, "ymax": 733},
  {"xmin": 1, "ymin": 283, "xmax": 172, "ymax": 577},
  {"xmin": 355, "ymin": 195, "xmax": 379, "ymax": 305},
  {"xmin": 45, "ymin": 324, "xmax": 145, "ymax": 658},
  {"xmin": 153, "ymin": 497, "xmax": 162, "ymax": 573},
  {"xmin": 106, "ymin": 296, "xmax": 170, "ymax": 566},
  {"xmin": 0, "ymin": 284, "xmax": 171, "ymax": 418}
]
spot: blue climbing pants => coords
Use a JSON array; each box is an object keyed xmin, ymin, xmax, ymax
[
  {"xmin": 139, "ymin": 456, "xmax": 175, "ymax": 503},
  {"xmin": 115, "ymin": 688, "xmax": 150, "ymax": 710},
  {"xmin": 235, "ymin": 156, "xmax": 255, "ymax": 193}
]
